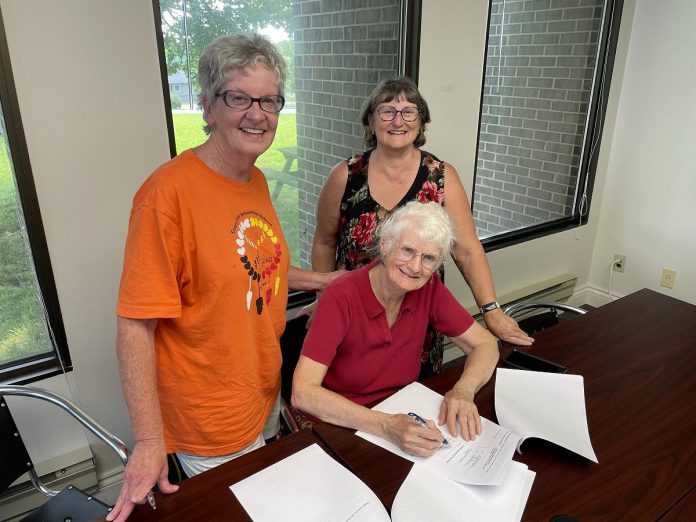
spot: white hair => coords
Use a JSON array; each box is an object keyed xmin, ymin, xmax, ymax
[{"xmin": 377, "ymin": 201, "xmax": 454, "ymax": 265}]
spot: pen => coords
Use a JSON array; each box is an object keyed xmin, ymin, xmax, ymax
[
  {"xmin": 407, "ymin": 412, "xmax": 449, "ymax": 445},
  {"xmin": 147, "ymin": 490, "xmax": 157, "ymax": 510}
]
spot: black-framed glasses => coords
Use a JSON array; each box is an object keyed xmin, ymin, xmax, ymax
[
  {"xmin": 215, "ymin": 90, "xmax": 285, "ymax": 113},
  {"xmin": 393, "ymin": 245, "xmax": 440, "ymax": 271},
  {"xmin": 376, "ymin": 106, "xmax": 420, "ymax": 122}
]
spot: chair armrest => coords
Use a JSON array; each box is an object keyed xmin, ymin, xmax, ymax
[
  {"xmin": 503, "ymin": 301, "xmax": 587, "ymax": 318},
  {"xmin": 0, "ymin": 385, "xmax": 129, "ymax": 467}
]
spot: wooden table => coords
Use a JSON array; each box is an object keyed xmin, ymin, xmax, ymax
[
  {"xmin": 124, "ymin": 289, "xmax": 696, "ymax": 521},
  {"xmin": 126, "ymin": 429, "xmax": 330, "ymax": 521},
  {"xmin": 315, "ymin": 289, "xmax": 696, "ymax": 521}
]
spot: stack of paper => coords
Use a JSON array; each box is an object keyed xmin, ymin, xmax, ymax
[
  {"xmin": 230, "ymin": 443, "xmax": 534, "ymax": 522},
  {"xmin": 356, "ymin": 382, "xmax": 521, "ymax": 485},
  {"xmin": 495, "ymin": 368, "xmax": 598, "ymax": 462},
  {"xmin": 230, "ymin": 444, "xmax": 390, "ymax": 522},
  {"xmin": 231, "ymin": 370, "xmax": 597, "ymax": 521},
  {"xmin": 356, "ymin": 382, "xmax": 535, "ymax": 521},
  {"xmin": 392, "ymin": 462, "xmax": 535, "ymax": 522}
]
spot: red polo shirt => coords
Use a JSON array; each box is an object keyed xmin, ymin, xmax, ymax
[{"xmin": 301, "ymin": 260, "xmax": 474, "ymax": 405}]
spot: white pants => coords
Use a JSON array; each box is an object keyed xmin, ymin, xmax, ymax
[{"xmin": 176, "ymin": 393, "xmax": 281, "ymax": 477}]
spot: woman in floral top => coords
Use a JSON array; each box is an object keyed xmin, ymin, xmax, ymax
[{"xmin": 312, "ymin": 77, "xmax": 533, "ymax": 375}]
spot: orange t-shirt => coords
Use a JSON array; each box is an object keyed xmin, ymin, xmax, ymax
[{"xmin": 117, "ymin": 150, "xmax": 289, "ymax": 456}]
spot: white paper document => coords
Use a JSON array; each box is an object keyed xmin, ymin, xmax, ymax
[
  {"xmin": 495, "ymin": 368, "xmax": 598, "ymax": 462},
  {"xmin": 230, "ymin": 444, "xmax": 390, "ymax": 522},
  {"xmin": 355, "ymin": 382, "xmax": 520, "ymax": 485},
  {"xmin": 392, "ymin": 461, "xmax": 535, "ymax": 522}
]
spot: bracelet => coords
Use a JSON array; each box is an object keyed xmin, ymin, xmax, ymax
[{"xmin": 479, "ymin": 301, "xmax": 500, "ymax": 314}]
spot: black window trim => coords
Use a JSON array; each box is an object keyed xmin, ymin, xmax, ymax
[
  {"xmin": 0, "ymin": 6, "xmax": 72, "ymax": 384},
  {"xmin": 474, "ymin": 0, "xmax": 624, "ymax": 254},
  {"xmin": 153, "ymin": 0, "xmax": 178, "ymax": 158}
]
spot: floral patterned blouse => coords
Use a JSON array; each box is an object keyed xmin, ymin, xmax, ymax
[{"xmin": 334, "ymin": 148, "xmax": 447, "ymax": 375}]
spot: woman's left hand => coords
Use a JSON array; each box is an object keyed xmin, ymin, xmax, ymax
[
  {"xmin": 295, "ymin": 299, "xmax": 318, "ymax": 327},
  {"xmin": 484, "ymin": 309, "xmax": 534, "ymax": 346},
  {"xmin": 438, "ymin": 387, "xmax": 482, "ymax": 441}
]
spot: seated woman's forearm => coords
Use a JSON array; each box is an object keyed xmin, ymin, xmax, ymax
[
  {"xmin": 291, "ymin": 381, "xmax": 385, "ymax": 434},
  {"xmin": 440, "ymin": 327, "xmax": 499, "ymax": 440},
  {"xmin": 451, "ymin": 325, "xmax": 499, "ymax": 395},
  {"xmin": 292, "ymin": 383, "xmax": 443, "ymax": 456},
  {"xmin": 455, "ymin": 338, "xmax": 499, "ymax": 396}
]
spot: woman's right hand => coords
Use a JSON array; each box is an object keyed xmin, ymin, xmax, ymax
[
  {"xmin": 107, "ymin": 439, "xmax": 178, "ymax": 522},
  {"xmin": 384, "ymin": 413, "xmax": 445, "ymax": 457}
]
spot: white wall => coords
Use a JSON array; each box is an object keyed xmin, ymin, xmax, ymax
[
  {"xmin": 588, "ymin": 0, "xmax": 696, "ymax": 304},
  {"xmin": 1, "ymin": 0, "xmax": 170, "ymax": 471}
]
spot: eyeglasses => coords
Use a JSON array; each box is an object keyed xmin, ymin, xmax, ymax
[
  {"xmin": 393, "ymin": 245, "xmax": 440, "ymax": 271},
  {"xmin": 376, "ymin": 106, "xmax": 420, "ymax": 122},
  {"xmin": 215, "ymin": 90, "xmax": 285, "ymax": 113}
]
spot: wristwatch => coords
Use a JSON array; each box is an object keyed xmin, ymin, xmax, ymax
[{"xmin": 479, "ymin": 301, "xmax": 500, "ymax": 314}]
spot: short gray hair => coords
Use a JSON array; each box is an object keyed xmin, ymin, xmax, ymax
[
  {"xmin": 377, "ymin": 201, "xmax": 454, "ymax": 265},
  {"xmin": 360, "ymin": 76, "xmax": 431, "ymax": 148},
  {"xmin": 198, "ymin": 34, "xmax": 287, "ymax": 134}
]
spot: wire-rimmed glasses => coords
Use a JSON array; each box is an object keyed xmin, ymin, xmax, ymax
[
  {"xmin": 376, "ymin": 106, "xmax": 420, "ymax": 122},
  {"xmin": 393, "ymin": 245, "xmax": 440, "ymax": 271},
  {"xmin": 215, "ymin": 90, "xmax": 285, "ymax": 113}
]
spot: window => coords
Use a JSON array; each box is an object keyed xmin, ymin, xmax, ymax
[
  {"xmin": 154, "ymin": 0, "xmax": 417, "ymax": 282},
  {"xmin": 0, "ymin": 9, "xmax": 71, "ymax": 384},
  {"xmin": 472, "ymin": 0, "xmax": 623, "ymax": 247}
]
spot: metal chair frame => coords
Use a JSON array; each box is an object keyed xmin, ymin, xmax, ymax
[
  {"xmin": 503, "ymin": 301, "xmax": 587, "ymax": 318},
  {"xmin": 0, "ymin": 385, "xmax": 128, "ymax": 497}
]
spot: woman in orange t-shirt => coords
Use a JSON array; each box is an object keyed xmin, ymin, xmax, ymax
[{"xmin": 109, "ymin": 34, "xmax": 340, "ymax": 522}]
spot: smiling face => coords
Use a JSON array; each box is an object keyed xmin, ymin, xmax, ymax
[
  {"xmin": 380, "ymin": 226, "xmax": 442, "ymax": 295},
  {"xmin": 203, "ymin": 64, "xmax": 280, "ymax": 163},
  {"xmin": 369, "ymin": 94, "xmax": 421, "ymax": 151}
]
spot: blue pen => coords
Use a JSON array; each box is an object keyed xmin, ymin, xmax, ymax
[{"xmin": 408, "ymin": 412, "xmax": 449, "ymax": 445}]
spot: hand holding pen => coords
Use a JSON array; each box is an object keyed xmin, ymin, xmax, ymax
[
  {"xmin": 107, "ymin": 440, "xmax": 177, "ymax": 522},
  {"xmin": 147, "ymin": 490, "xmax": 157, "ymax": 510},
  {"xmin": 408, "ymin": 412, "xmax": 449, "ymax": 446}
]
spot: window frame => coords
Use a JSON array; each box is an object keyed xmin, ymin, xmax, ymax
[
  {"xmin": 0, "ymin": 7, "xmax": 72, "ymax": 384},
  {"xmin": 151, "ymin": 0, "xmax": 423, "ymax": 310},
  {"xmin": 474, "ymin": 0, "xmax": 624, "ymax": 253}
]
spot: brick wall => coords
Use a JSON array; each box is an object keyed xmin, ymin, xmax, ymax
[
  {"xmin": 473, "ymin": 0, "xmax": 603, "ymax": 238},
  {"xmin": 292, "ymin": 0, "xmax": 400, "ymax": 267}
]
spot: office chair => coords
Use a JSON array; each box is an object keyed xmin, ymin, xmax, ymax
[
  {"xmin": 277, "ymin": 314, "xmax": 313, "ymax": 434},
  {"xmin": 503, "ymin": 301, "xmax": 587, "ymax": 336},
  {"xmin": 0, "ymin": 385, "xmax": 128, "ymax": 522}
]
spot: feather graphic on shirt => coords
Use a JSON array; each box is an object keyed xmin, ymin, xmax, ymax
[
  {"xmin": 234, "ymin": 212, "xmax": 282, "ymax": 315},
  {"xmin": 246, "ymin": 278, "xmax": 252, "ymax": 310}
]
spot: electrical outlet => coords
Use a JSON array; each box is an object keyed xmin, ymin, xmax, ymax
[
  {"xmin": 660, "ymin": 268, "xmax": 676, "ymax": 289},
  {"xmin": 613, "ymin": 254, "xmax": 626, "ymax": 273}
]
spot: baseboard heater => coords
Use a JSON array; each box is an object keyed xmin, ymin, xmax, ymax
[
  {"xmin": 443, "ymin": 274, "xmax": 577, "ymax": 365},
  {"xmin": 0, "ymin": 447, "xmax": 97, "ymax": 521}
]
